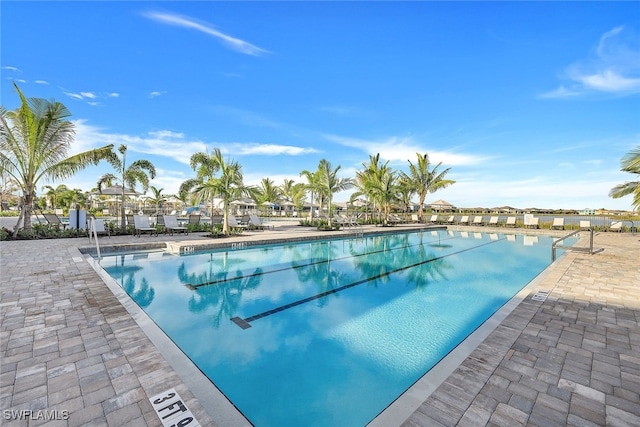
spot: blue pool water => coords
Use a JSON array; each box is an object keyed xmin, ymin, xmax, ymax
[{"xmin": 98, "ymin": 230, "xmax": 574, "ymax": 426}]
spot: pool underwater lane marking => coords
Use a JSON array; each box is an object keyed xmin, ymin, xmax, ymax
[
  {"xmin": 231, "ymin": 237, "xmax": 507, "ymax": 329},
  {"xmin": 187, "ymin": 234, "xmax": 462, "ymax": 289}
]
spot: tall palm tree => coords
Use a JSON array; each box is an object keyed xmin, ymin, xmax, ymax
[
  {"xmin": 316, "ymin": 159, "xmax": 354, "ymax": 228},
  {"xmin": 370, "ymin": 168, "xmax": 400, "ymax": 226},
  {"xmin": 352, "ymin": 154, "xmax": 391, "ymax": 223},
  {"xmin": 181, "ymin": 148, "xmax": 251, "ymax": 234},
  {"xmin": 609, "ymin": 145, "xmax": 640, "ymax": 211},
  {"xmin": 180, "ymin": 150, "xmax": 221, "ymax": 219},
  {"xmin": 300, "ymin": 168, "xmax": 322, "ymax": 221},
  {"xmin": 97, "ymin": 144, "xmax": 156, "ymax": 230},
  {"xmin": 401, "ymin": 153, "xmax": 455, "ymax": 221},
  {"xmin": 0, "ymin": 83, "xmax": 115, "ymax": 234}
]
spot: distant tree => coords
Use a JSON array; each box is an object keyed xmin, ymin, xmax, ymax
[
  {"xmin": 0, "ymin": 83, "xmax": 115, "ymax": 234},
  {"xmin": 97, "ymin": 144, "xmax": 156, "ymax": 230},
  {"xmin": 609, "ymin": 145, "xmax": 640, "ymax": 211},
  {"xmin": 401, "ymin": 153, "xmax": 455, "ymax": 221},
  {"xmin": 41, "ymin": 184, "xmax": 68, "ymax": 210}
]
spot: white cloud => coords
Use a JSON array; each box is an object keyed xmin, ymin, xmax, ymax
[
  {"xmin": 34, "ymin": 80, "xmax": 49, "ymax": 85},
  {"xmin": 324, "ymin": 134, "xmax": 488, "ymax": 166},
  {"xmin": 149, "ymin": 91, "xmax": 166, "ymax": 98},
  {"xmin": 542, "ymin": 26, "xmax": 640, "ymax": 98},
  {"xmin": 227, "ymin": 143, "xmax": 320, "ymax": 156},
  {"xmin": 143, "ymin": 11, "xmax": 270, "ymax": 56}
]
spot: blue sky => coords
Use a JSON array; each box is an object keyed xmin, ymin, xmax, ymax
[{"xmin": 2, "ymin": 1, "xmax": 639, "ymax": 210}]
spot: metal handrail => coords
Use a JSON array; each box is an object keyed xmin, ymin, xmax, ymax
[
  {"xmin": 89, "ymin": 218, "xmax": 101, "ymax": 259},
  {"xmin": 552, "ymin": 228, "xmax": 596, "ymax": 261}
]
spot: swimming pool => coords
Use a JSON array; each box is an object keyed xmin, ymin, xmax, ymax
[{"xmin": 98, "ymin": 229, "xmax": 574, "ymax": 426}]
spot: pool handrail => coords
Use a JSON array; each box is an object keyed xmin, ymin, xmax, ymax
[{"xmin": 552, "ymin": 228, "xmax": 602, "ymax": 261}]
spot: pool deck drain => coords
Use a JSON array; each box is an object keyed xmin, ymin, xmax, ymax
[{"xmin": 1, "ymin": 223, "xmax": 639, "ymax": 427}]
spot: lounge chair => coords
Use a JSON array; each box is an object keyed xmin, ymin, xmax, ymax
[
  {"xmin": 227, "ymin": 214, "xmax": 248, "ymax": 231},
  {"xmin": 133, "ymin": 215, "xmax": 158, "ymax": 237},
  {"xmin": 126, "ymin": 214, "xmax": 135, "ymax": 227},
  {"xmin": 163, "ymin": 215, "xmax": 188, "ymax": 235},
  {"xmin": 472, "ymin": 216, "xmax": 484, "ymax": 226},
  {"xmin": 525, "ymin": 217, "xmax": 539, "ymax": 229},
  {"xmin": 211, "ymin": 215, "xmax": 223, "ymax": 226},
  {"xmin": 249, "ymin": 214, "xmax": 273, "ymax": 230},
  {"xmin": 445, "ymin": 215, "xmax": 455, "ymax": 224},
  {"xmin": 428, "ymin": 215, "xmax": 439, "ymax": 224},
  {"xmin": 42, "ymin": 211, "xmax": 68, "ymax": 230},
  {"xmin": 411, "ymin": 214, "xmax": 420, "ymax": 223},
  {"xmin": 87, "ymin": 217, "xmax": 110, "ymax": 239},
  {"xmin": 505, "ymin": 217, "xmax": 516, "ymax": 227},
  {"xmin": 550, "ymin": 218, "xmax": 565, "ymax": 230},
  {"xmin": 188, "ymin": 214, "xmax": 201, "ymax": 226},
  {"xmin": 488, "ymin": 216, "xmax": 499, "ymax": 227},
  {"xmin": 457, "ymin": 215, "xmax": 469, "ymax": 225},
  {"xmin": 156, "ymin": 214, "xmax": 165, "ymax": 232},
  {"xmin": 579, "ymin": 220, "xmax": 591, "ymax": 230},
  {"xmin": 608, "ymin": 221, "xmax": 623, "ymax": 232}
]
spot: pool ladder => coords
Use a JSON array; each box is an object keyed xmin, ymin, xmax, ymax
[{"xmin": 551, "ymin": 228, "xmax": 603, "ymax": 261}]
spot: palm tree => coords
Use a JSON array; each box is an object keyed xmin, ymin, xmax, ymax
[
  {"xmin": 41, "ymin": 184, "xmax": 68, "ymax": 210},
  {"xmin": 180, "ymin": 150, "xmax": 221, "ymax": 219},
  {"xmin": 97, "ymin": 144, "xmax": 156, "ymax": 230},
  {"xmin": 300, "ymin": 168, "xmax": 322, "ymax": 221},
  {"xmin": 252, "ymin": 177, "xmax": 282, "ymax": 214},
  {"xmin": 316, "ymin": 159, "xmax": 354, "ymax": 228},
  {"xmin": 609, "ymin": 145, "xmax": 640, "ymax": 211},
  {"xmin": 181, "ymin": 148, "xmax": 251, "ymax": 234},
  {"xmin": 0, "ymin": 82, "xmax": 115, "ymax": 234},
  {"xmin": 401, "ymin": 153, "xmax": 456, "ymax": 221},
  {"xmin": 147, "ymin": 186, "xmax": 166, "ymax": 214},
  {"xmin": 352, "ymin": 154, "xmax": 391, "ymax": 223},
  {"xmin": 370, "ymin": 168, "xmax": 401, "ymax": 226}
]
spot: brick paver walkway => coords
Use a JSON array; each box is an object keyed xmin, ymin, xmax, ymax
[{"xmin": 1, "ymin": 226, "xmax": 638, "ymax": 426}]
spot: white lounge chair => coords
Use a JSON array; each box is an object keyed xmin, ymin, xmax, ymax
[
  {"xmin": 227, "ymin": 214, "xmax": 248, "ymax": 231},
  {"xmin": 133, "ymin": 215, "xmax": 158, "ymax": 237},
  {"xmin": 505, "ymin": 217, "xmax": 516, "ymax": 227},
  {"xmin": 163, "ymin": 215, "xmax": 188, "ymax": 235},
  {"xmin": 249, "ymin": 214, "xmax": 273, "ymax": 230},
  {"xmin": 445, "ymin": 215, "xmax": 455, "ymax": 224},
  {"xmin": 608, "ymin": 221, "xmax": 623, "ymax": 232},
  {"xmin": 472, "ymin": 216, "xmax": 484, "ymax": 226},
  {"xmin": 428, "ymin": 215, "xmax": 439, "ymax": 224},
  {"xmin": 579, "ymin": 220, "xmax": 591, "ymax": 230},
  {"xmin": 488, "ymin": 216, "xmax": 499, "ymax": 227},
  {"xmin": 525, "ymin": 217, "xmax": 539, "ymax": 229},
  {"xmin": 88, "ymin": 217, "xmax": 109, "ymax": 240},
  {"xmin": 458, "ymin": 215, "xmax": 469, "ymax": 225},
  {"xmin": 550, "ymin": 218, "xmax": 564, "ymax": 230}
]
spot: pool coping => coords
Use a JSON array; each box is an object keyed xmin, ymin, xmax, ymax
[{"xmin": 83, "ymin": 226, "xmax": 570, "ymax": 427}]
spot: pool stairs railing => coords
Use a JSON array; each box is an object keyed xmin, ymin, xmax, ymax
[
  {"xmin": 88, "ymin": 218, "xmax": 101, "ymax": 259},
  {"xmin": 552, "ymin": 228, "xmax": 603, "ymax": 261}
]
